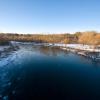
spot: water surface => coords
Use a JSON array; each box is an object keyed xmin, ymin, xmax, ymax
[{"xmin": 0, "ymin": 45, "xmax": 100, "ymax": 100}]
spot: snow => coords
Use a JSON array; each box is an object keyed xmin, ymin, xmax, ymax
[
  {"xmin": 10, "ymin": 41, "xmax": 48, "ymax": 46},
  {"xmin": 0, "ymin": 46, "xmax": 10, "ymax": 52},
  {"xmin": 4, "ymin": 41, "xmax": 100, "ymax": 52},
  {"xmin": 53, "ymin": 43, "xmax": 100, "ymax": 52}
]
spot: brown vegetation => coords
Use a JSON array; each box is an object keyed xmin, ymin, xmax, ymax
[
  {"xmin": 0, "ymin": 31, "xmax": 100, "ymax": 45},
  {"xmin": 78, "ymin": 31, "xmax": 100, "ymax": 45}
]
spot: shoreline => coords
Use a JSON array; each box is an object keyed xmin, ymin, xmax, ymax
[
  {"xmin": 0, "ymin": 41, "xmax": 100, "ymax": 61},
  {"xmin": 0, "ymin": 41, "xmax": 99, "ymax": 53}
]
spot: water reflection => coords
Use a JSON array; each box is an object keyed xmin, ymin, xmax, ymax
[{"xmin": 38, "ymin": 46, "xmax": 68, "ymax": 57}]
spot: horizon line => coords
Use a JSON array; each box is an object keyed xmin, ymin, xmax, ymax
[{"xmin": 0, "ymin": 30, "xmax": 100, "ymax": 34}]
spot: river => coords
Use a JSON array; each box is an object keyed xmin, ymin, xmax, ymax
[{"xmin": 0, "ymin": 44, "xmax": 100, "ymax": 100}]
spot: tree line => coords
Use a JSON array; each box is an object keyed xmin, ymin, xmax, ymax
[{"xmin": 0, "ymin": 31, "xmax": 100, "ymax": 45}]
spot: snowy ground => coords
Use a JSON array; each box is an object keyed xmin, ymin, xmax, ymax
[
  {"xmin": 0, "ymin": 46, "xmax": 10, "ymax": 52},
  {"xmin": 6, "ymin": 41, "xmax": 100, "ymax": 52},
  {"xmin": 53, "ymin": 44, "xmax": 100, "ymax": 52}
]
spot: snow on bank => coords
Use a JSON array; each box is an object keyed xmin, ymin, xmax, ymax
[
  {"xmin": 53, "ymin": 44, "xmax": 100, "ymax": 52},
  {"xmin": 9, "ymin": 41, "xmax": 100, "ymax": 52},
  {"xmin": 0, "ymin": 46, "xmax": 10, "ymax": 52},
  {"xmin": 10, "ymin": 41, "xmax": 47, "ymax": 46}
]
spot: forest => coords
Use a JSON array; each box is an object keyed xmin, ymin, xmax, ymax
[{"xmin": 0, "ymin": 31, "xmax": 100, "ymax": 45}]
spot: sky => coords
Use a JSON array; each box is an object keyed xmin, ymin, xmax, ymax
[{"xmin": 0, "ymin": 0, "xmax": 100, "ymax": 34}]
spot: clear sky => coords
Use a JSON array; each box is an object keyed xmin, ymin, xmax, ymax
[{"xmin": 0, "ymin": 0, "xmax": 100, "ymax": 34}]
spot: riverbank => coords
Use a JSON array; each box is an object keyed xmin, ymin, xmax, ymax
[
  {"xmin": 0, "ymin": 41, "xmax": 100, "ymax": 52},
  {"xmin": 8, "ymin": 41, "xmax": 100, "ymax": 52},
  {"xmin": 52, "ymin": 44, "xmax": 100, "ymax": 61},
  {"xmin": 0, "ymin": 46, "xmax": 11, "ymax": 52},
  {"xmin": 53, "ymin": 44, "xmax": 100, "ymax": 52}
]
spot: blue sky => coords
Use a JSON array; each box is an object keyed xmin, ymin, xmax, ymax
[{"xmin": 0, "ymin": 0, "xmax": 100, "ymax": 34}]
